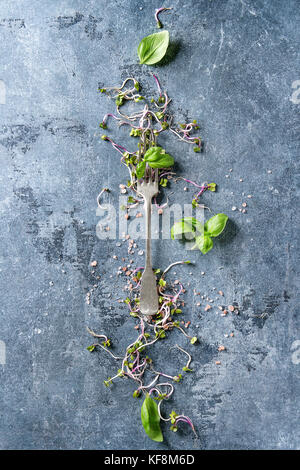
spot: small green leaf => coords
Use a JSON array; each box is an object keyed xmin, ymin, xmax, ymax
[
  {"xmin": 141, "ymin": 394, "xmax": 163, "ymax": 442},
  {"xmin": 194, "ymin": 234, "xmax": 213, "ymax": 254},
  {"xmin": 190, "ymin": 337, "xmax": 198, "ymax": 345},
  {"xmin": 130, "ymin": 311, "xmax": 139, "ymax": 318},
  {"xmin": 158, "ymin": 278, "xmax": 166, "ymax": 287},
  {"xmin": 208, "ymin": 183, "xmax": 217, "ymax": 192},
  {"xmin": 87, "ymin": 345, "xmax": 95, "ymax": 352},
  {"xmin": 204, "ymin": 213, "xmax": 228, "ymax": 238},
  {"xmin": 115, "ymin": 94, "xmax": 125, "ymax": 107},
  {"xmin": 136, "ymin": 160, "xmax": 146, "ymax": 179},
  {"xmin": 155, "ymin": 329, "xmax": 166, "ymax": 339},
  {"xmin": 104, "ymin": 378, "xmax": 112, "ymax": 387},
  {"xmin": 169, "ymin": 410, "xmax": 178, "ymax": 424},
  {"xmin": 159, "ymin": 178, "xmax": 168, "ymax": 187},
  {"xmin": 173, "ymin": 374, "xmax": 182, "ymax": 383},
  {"xmin": 138, "ymin": 31, "xmax": 169, "ymax": 65}
]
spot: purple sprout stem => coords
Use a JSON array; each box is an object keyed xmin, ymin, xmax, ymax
[
  {"xmin": 153, "ymin": 370, "xmax": 174, "ymax": 381},
  {"xmin": 153, "ymin": 74, "xmax": 163, "ymax": 96},
  {"xmin": 137, "ymin": 375, "xmax": 159, "ymax": 392},
  {"xmin": 131, "ymin": 266, "xmax": 144, "ymax": 275},
  {"xmin": 131, "ymin": 359, "xmax": 145, "ymax": 374},
  {"xmin": 195, "ymin": 185, "xmax": 209, "ymax": 199},
  {"xmin": 159, "ymin": 171, "xmax": 176, "ymax": 179},
  {"xmin": 176, "ymin": 177, "xmax": 203, "ymax": 189},
  {"xmin": 155, "ymin": 7, "xmax": 173, "ymax": 26},
  {"xmin": 175, "ymin": 416, "xmax": 197, "ymax": 436},
  {"xmin": 103, "ymin": 113, "xmax": 121, "ymax": 124}
]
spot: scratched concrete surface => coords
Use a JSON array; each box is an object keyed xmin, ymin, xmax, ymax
[{"xmin": 0, "ymin": 0, "xmax": 299, "ymax": 450}]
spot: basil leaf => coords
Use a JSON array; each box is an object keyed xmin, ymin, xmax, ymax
[
  {"xmin": 138, "ymin": 31, "xmax": 169, "ymax": 65},
  {"xmin": 194, "ymin": 234, "xmax": 213, "ymax": 254},
  {"xmin": 204, "ymin": 213, "xmax": 228, "ymax": 238},
  {"xmin": 180, "ymin": 217, "xmax": 204, "ymax": 234},
  {"xmin": 171, "ymin": 220, "xmax": 194, "ymax": 240},
  {"xmin": 141, "ymin": 394, "xmax": 163, "ymax": 442},
  {"xmin": 136, "ymin": 160, "xmax": 146, "ymax": 179},
  {"xmin": 144, "ymin": 146, "xmax": 174, "ymax": 168}
]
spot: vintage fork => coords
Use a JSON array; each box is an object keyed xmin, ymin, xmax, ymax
[{"xmin": 136, "ymin": 167, "xmax": 159, "ymax": 316}]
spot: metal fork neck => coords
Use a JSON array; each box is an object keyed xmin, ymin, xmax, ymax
[{"xmin": 144, "ymin": 197, "xmax": 152, "ymax": 267}]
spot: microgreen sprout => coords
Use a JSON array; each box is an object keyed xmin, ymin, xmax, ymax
[{"xmin": 155, "ymin": 7, "xmax": 173, "ymax": 28}]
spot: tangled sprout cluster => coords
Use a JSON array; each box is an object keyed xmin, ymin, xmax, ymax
[
  {"xmin": 99, "ymin": 75, "xmax": 202, "ymax": 186},
  {"xmin": 88, "ymin": 261, "xmax": 198, "ymax": 436}
]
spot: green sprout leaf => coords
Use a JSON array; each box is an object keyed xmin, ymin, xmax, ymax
[
  {"xmin": 130, "ymin": 311, "xmax": 139, "ymax": 318},
  {"xmin": 141, "ymin": 393, "xmax": 163, "ymax": 442},
  {"xmin": 173, "ymin": 374, "xmax": 182, "ymax": 383},
  {"xmin": 204, "ymin": 213, "xmax": 228, "ymax": 238},
  {"xmin": 190, "ymin": 337, "xmax": 198, "ymax": 345},
  {"xmin": 170, "ymin": 410, "xmax": 178, "ymax": 424},
  {"xmin": 208, "ymin": 182, "xmax": 217, "ymax": 192},
  {"xmin": 138, "ymin": 30, "xmax": 169, "ymax": 65},
  {"xmin": 115, "ymin": 94, "xmax": 125, "ymax": 107},
  {"xmin": 155, "ymin": 329, "xmax": 166, "ymax": 339},
  {"xmin": 87, "ymin": 345, "xmax": 95, "ymax": 352}
]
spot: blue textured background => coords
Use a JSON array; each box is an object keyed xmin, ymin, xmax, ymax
[{"xmin": 0, "ymin": 0, "xmax": 299, "ymax": 450}]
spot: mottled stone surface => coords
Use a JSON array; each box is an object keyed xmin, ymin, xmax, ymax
[{"xmin": 0, "ymin": 0, "xmax": 299, "ymax": 450}]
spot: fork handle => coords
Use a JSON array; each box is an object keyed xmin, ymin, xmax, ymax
[{"xmin": 140, "ymin": 197, "xmax": 159, "ymax": 316}]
